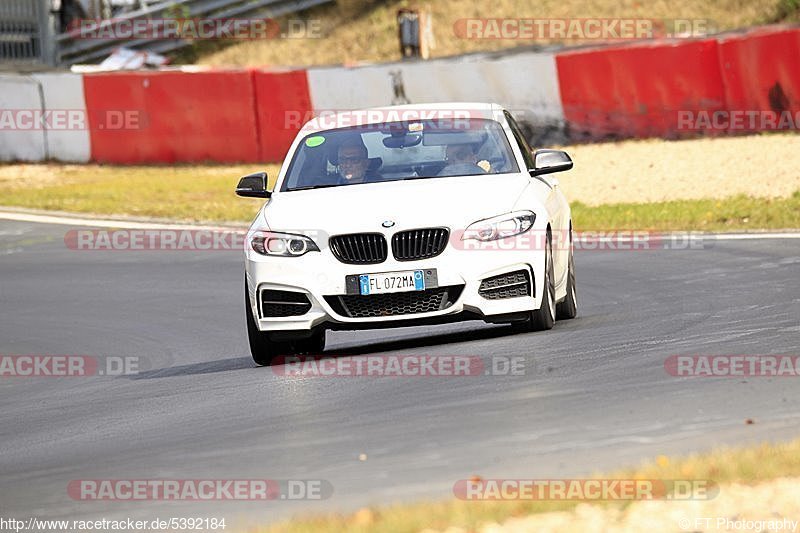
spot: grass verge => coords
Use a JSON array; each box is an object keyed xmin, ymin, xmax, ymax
[
  {"xmin": 258, "ymin": 438, "xmax": 800, "ymax": 533},
  {"xmin": 1, "ymin": 163, "xmax": 798, "ymax": 230},
  {"xmin": 571, "ymin": 191, "xmax": 800, "ymax": 231},
  {"xmin": 0, "ymin": 163, "xmax": 280, "ymax": 224}
]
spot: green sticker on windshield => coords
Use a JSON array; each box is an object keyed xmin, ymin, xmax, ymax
[{"xmin": 305, "ymin": 135, "xmax": 325, "ymax": 148}]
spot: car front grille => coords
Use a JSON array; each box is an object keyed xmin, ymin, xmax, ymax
[
  {"xmin": 329, "ymin": 233, "xmax": 388, "ymax": 264},
  {"xmin": 392, "ymin": 227, "xmax": 449, "ymax": 261},
  {"xmin": 478, "ymin": 269, "xmax": 532, "ymax": 300},
  {"xmin": 261, "ymin": 289, "xmax": 312, "ymax": 317},
  {"xmin": 325, "ymin": 286, "xmax": 463, "ymax": 318}
]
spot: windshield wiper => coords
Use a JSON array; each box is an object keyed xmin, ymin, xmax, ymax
[{"xmin": 287, "ymin": 183, "xmax": 342, "ymax": 192}]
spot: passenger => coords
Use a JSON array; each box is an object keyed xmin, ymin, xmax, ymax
[{"xmin": 439, "ymin": 144, "xmax": 488, "ymax": 176}]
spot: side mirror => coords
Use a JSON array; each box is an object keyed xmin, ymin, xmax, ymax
[
  {"xmin": 529, "ymin": 149, "xmax": 573, "ymax": 177},
  {"xmin": 235, "ymin": 172, "xmax": 271, "ymax": 198}
]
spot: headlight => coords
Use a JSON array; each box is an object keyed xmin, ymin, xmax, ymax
[
  {"xmin": 462, "ymin": 211, "xmax": 536, "ymax": 241},
  {"xmin": 250, "ymin": 231, "xmax": 320, "ymax": 257}
]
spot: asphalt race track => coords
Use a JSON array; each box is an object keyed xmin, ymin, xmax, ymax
[{"xmin": 1, "ymin": 217, "xmax": 798, "ymax": 527}]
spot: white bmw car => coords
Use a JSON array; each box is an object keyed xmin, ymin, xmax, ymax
[{"xmin": 237, "ymin": 103, "xmax": 577, "ymax": 365}]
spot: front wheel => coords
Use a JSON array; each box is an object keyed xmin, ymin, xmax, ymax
[
  {"xmin": 556, "ymin": 235, "xmax": 577, "ymax": 320},
  {"xmin": 245, "ymin": 279, "xmax": 326, "ymax": 366},
  {"xmin": 514, "ymin": 232, "xmax": 556, "ymax": 332},
  {"xmin": 246, "ymin": 279, "xmax": 281, "ymax": 365}
]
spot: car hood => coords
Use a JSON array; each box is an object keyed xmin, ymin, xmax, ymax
[{"xmin": 259, "ymin": 174, "xmax": 531, "ymax": 235}]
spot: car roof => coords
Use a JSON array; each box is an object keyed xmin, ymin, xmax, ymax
[{"xmin": 300, "ymin": 102, "xmax": 505, "ymax": 134}]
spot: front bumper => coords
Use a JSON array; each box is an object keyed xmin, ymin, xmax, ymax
[{"xmin": 245, "ymin": 239, "xmax": 545, "ymax": 332}]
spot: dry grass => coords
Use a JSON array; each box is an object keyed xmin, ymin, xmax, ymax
[
  {"xmin": 195, "ymin": 0, "xmax": 784, "ymax": 68},
  {"xmin": 0, "ymin": 163, "xmax": 278, "ymax": 223},
  {"xmin": 251, "ymin": 438, "xmax": 800, "ymax": 533}
]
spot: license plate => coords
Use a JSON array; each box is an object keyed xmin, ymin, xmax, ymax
[{"xmin": 359, "ymin": 270, "xmax": 425, "ymax": 295}]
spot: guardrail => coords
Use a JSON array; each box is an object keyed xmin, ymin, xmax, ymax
[{"xmin": 56, "ymin": 0, "xmax": 331, "ymax": 65}]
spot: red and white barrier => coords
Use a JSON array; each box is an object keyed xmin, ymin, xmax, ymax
[
  {"xmin": 557, "ymin": 39, "xmax": 727, "ymax": 141},
  {"xmin": 307, "ymin": 50, "xmax": 564, "ymax": 144},
  {"xmin": 0, "ymin": 25, "xmax": 797, "ymax": 164},
  {"xmin": 252, "ymin": 69, "xmax": 314, "ymax": 163},
  {"xmin": 83, "ymin": 70, "xmax": 261, "ymax": 163},
  {"xmin": 31, "ymin": 73, "xmax": 91, "ymax": 162},
  {"xmin": 718, "ymin": 27, "xmax": 800, "ymax": 133},
  {"xmin": 0, "ymin": 75, "xmax": 47, "ymax": 162}
]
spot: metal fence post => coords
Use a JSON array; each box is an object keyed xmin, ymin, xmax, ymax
[{"xmin": 38, "ymin": 0, "xmax": 58, "ymax": 66}]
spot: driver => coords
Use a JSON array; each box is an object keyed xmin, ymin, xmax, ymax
[{"xmin": 336, "ymin": 140, "xmax": 381, "ymax": 184}]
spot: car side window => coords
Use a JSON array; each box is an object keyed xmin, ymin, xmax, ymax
[{"xmin": 504, "ymin": 111, "xmax": 536, "ymax": 170}]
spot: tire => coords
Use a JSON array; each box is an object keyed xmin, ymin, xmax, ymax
[
  {"xmin": 514, "ymin": 231, "xmax": 556, "ymax": 332},
  {"xmin": 556, "ymin": 231, "xmax": 577, "ymax": 320},
  {"xmin": 245, "ymin": 279, "xmax": 282, "ymax": 366},
  {"xmin": 294, "ymin": 328, "xmax": 326, "ymax": 355},
  {"xmin": 245, "ymin": 279, "xmax": 326, "ymax": 366}
]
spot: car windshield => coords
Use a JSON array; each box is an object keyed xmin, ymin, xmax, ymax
[{"xmin": 280, "ymin": 118, "xmax": 520, "ymax": 191}]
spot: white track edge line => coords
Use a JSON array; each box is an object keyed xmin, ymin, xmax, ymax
[{"xmin": 0, "ymin": 210, "xmax": 236, "ymax": 231}]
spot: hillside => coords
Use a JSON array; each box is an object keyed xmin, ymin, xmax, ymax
[{"xmin": 190, "ymin": 0, "xmax": 791, "ymax": 68}]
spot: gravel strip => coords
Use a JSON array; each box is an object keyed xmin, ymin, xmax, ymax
[{"xmin": 558, "ymin": 134, "xmax": 800, "ymax": 206}]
